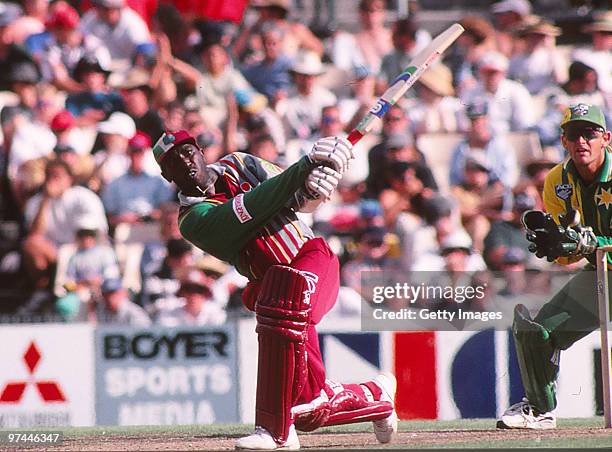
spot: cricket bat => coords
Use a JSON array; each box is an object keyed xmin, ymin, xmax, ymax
[{"xmin": 346, "ymin": 23, "xmax": 465, "ymax": 145}]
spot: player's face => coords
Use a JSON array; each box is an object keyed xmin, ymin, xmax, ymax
[
  {"xmin": 162, "ymin": 143, "xmax": 216, "ymax": 195},
  {"xmin": 562, "ymin": 121, "xmax": 611, "ymax": 170}
]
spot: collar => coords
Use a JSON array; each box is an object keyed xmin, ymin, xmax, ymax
[{"xmin": 564, "ymin": 146, "xmax": 612, "ymax": 184}]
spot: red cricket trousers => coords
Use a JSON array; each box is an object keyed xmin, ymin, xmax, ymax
[{"xmin": 243, "ymin": 237, "xmax": 339, "ymax": 404}]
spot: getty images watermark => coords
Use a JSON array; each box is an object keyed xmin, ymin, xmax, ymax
[{"xmin": 359, "ymin": 270, "xmax": 568, "ymax": 331}]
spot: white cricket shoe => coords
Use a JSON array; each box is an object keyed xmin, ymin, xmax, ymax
[
  {"xmin": 372, "ymin": 372, "xmax": 398, "ymax": 443},
  {"xmin": 498, "ymin": 398, "xmax": 556, "ymax": 430},
  {"xmin": 235, "ymin": 425, "xmax": 300, "ymax": 450}
]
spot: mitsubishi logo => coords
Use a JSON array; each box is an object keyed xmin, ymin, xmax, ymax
[{"xmin": 0, "ymin": 341, "xmax": 67, "ymax": 403}]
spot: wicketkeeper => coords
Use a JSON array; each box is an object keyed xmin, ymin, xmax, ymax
[
  {"xmin": 152, "ymin": 130, "xmax": 397, "ymax": 450},
  {"xmin": 498, "ymin": 103, "xmax": 612, "ymax": 429}
]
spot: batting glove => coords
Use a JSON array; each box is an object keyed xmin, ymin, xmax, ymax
[
  {"xmin": 307, "ymin": 136, "xmax": 354, "ymax": 174},
  {"xmin": 305, "ymin": 166, "xmax": 342, "ymax": 201}
]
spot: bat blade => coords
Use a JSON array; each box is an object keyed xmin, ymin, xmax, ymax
[{"xmin": 347, "ymin": 23, "xmax": 464, "ymax": 145}]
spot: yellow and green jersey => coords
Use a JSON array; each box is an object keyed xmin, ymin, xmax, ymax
[{"xmin": 543, "ymin": 147, "xmax": 612, "ymax": 265}]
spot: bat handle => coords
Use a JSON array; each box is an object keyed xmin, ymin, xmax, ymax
[{"xmin": 347, "ymin": 129, "xmax": 364, "ymax": 145}]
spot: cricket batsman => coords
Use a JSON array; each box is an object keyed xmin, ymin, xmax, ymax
[
  {"xmin": 152, "ymin": 130, "xmax": 398, "ymax": 450},
  {"xmin": 498, "ymin": 104, "xmax": 611, "ymax": 429}
]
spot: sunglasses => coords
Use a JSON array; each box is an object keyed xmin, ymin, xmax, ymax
[{"xmin": 564, "ymin": 126, "xmax": 604, "ymax": 142}]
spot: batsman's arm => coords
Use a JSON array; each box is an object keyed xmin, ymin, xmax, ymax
[{"xmin": 346, "ymin": 23, "xmax": 464, "ymax": 145}]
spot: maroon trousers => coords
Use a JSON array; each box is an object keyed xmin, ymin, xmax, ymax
[{"xmin": 243, "ymin": 237, "xmax": 339, "ymax": 404}]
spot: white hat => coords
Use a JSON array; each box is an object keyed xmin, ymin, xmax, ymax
[
  {"xmin": 491, "ymin": 0, "xmax": 531, "ymax": 16},
  {"xmin": 291, "ymin": 51, "xmax": 325, "ymax": 76},
  {"xmin": 478, "ymin": 51, "xmax": 509, "ymax": 72},
  {"xmin": 75, "ymin": 214, "xmax": 100, "ymax": 232},
  {"xmin": 96, "ymin": 112, "xmax": 136, "ymax": 139},
  {"xmin": 441, "ymin": 229, "xmax": 473, "ymax": 253}
]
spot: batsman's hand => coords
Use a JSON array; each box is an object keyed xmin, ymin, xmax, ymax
[
  {"xmin": 305, "ymin": 166, "xmax": 342, "ymax": 201},
  {"xmin": 307, "ymin": 136, "xmax": 354, "ymax": 174}
]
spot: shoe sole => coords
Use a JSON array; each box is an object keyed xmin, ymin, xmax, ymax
[
  {"xmin": 373, "ymin": 372, "xmax": 398, "ymax": 443},
  {"xmin": 496, "ymin": 419, "xmax": 556, "ymax": 430}
]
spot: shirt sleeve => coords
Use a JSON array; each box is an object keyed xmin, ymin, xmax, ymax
[{"xmin": 179, "ymin": 157, "xmax": 313, "ymax": 262}]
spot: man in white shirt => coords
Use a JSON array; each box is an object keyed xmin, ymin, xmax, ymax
[
  {"xmin": 461, "ymin": 51, "xmax": 534, "ymax": 135},
  {"xmin": 23, "ymin": 159, "xmax": 108, "ymax": 289},
  {"xmin": 80, "ymin": 0, "xmax": 150, "ymax": 62}
]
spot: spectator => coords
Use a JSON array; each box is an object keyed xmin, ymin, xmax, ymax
[
  {"xmin": 139, "ymin": 202, "xmax": 182, "ymax": 281},
  {"xmin": 0, "ymin": 107, "xmax": 24, "ymax": 230},
  {"xmin": 0, "ymin": 3, "xmax": 37, "ymax": 91},
  {"xmin": 65, "ymin": 55, "xmax": 124, "ymax": 124},
  {"xmin": 102, "ymin": 131, "xmax": 174, "ymax": 227},
  {"xmin": 380, "ymin": 18, "xmax": 420, "ymax": 87},
  {"xmin": 23, "ymin": 159, "xmax": 108, "ymax": 289},
  {"xmin": 233, "ymin": 0, "xmax": 323, "ymax": 61},
  {"xmin": 483, "ymin": 185, "xmax": 541, "ymax": 271},
  {"xmin": 156, "ymin": 268, "xmax": 226, "ymax": 326},
  {"xmin": 7, "ymin": 60, "xmax": 42, "ymax": 113},
  {"xmin": 351, "ymin": 0, "xmax": 391, "ymax": 74},
  {"xmin": 451, "ymin": 152, "xmax": 506, "ymax": 252},
  {"xmin": 490, "ymin": 0, "xmax": 532, "ymax": 57},
  {"xmin": 523, "ymin": 149, "xmax": 559, "ymax": 205},
  {"xmin": 50, "ymin": 109, "xmax": 93, "ymax": 156},
  {"xmin": 93, "ymin": 111, "xmax": 136, "ymax": 185},
  {"xmin": 407, "ymin": 63, "xmax": 469, "ymax": 136},
  {"xmin": 446, "ymin": 15, "xmax": 496, "ymax": 96},
  {"xmin": 97, "ymin": 277, "xmax": 151, "ymax": 325},
  {"xmin": 449, "ymin": 101, "xmax": 518, "ymax": 189},
  {"xmin": 508, "ymin": 19, "xmax": 564, "ymax": 95},
  {"xmin": 365, "ymin": 105, "xmax": 412, "ymax": 197},
  {"xmin": 369, "ymin": 132, "xmax": 437, "ymax": 199},
  {"xmin": 5, "ymin": 0, "xmax": 48, "ymax": 44},
  {"xmin": 80, "ymin": 0, "xmax": 151, "ymax": 61},
  {"xmin": 26, "ymin": 1, "xmax": 111, "ymax": 93},
  {"xmin": 141, "ymin": 237, "xmax": 193, "ymax": 308},
  {"xmin": 341, "ymin": 226, "xmax": 398, "ymax": 297},
  {"xmin": 119, "ymin": 70, "xmax": 165, "ymax": 142},
  {"xmin": 279, "ymin": 51, "xmax": 336, "ymax": 140},
  {"xmin": 241, "ymin": 22, "xmax": 293, "ymax": 106},
  {"xmin": 338, "ymin": 65, "xmax": 378, "ymax": 132},
  {"xmin": 461, "ymin": 51, "xmax": 534, "ymax": 135},
  {"xmin": 64, "ymin": 215, "xmax": 120, "ymax": 297},
  {"xmin": 412, "ymin": 227, "xmax": 486, "ymax": 273},
  {"xmin": 572, "ymin": 11, "xmax": 612, "ymax": 96},
  {"xmin": 171, "ymin": 38, "xmax": 254, "ymax": 128},
  {"xmin": 52, "ymin": 143, "xmax": 97, "ymax": 191}
]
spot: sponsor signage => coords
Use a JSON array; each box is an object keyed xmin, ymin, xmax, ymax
[
  {"xmin": 95, "ymin": 325, "xmax": 239, "ymax": 426},
  {"xmin": 0, "ymin": 324, "xmax": 95, "ymax": 427}
]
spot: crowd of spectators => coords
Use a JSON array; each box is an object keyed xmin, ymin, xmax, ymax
[{"xmin": 0, "ymin": 0, "xmax": 610, "ymax": 325}]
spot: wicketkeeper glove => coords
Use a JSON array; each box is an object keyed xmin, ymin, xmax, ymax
[
  {"xmin": 305, "ymin": 166, "xmax": 342, "ymax": 201},
  {"xmin": 306, "ymin": 136, "xmax": 354, "ymax": 174},
  {"xmin": 522, "ymin": 209, "xmax": 598, "ymax": 262}
]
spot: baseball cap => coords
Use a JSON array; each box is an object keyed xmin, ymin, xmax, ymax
[
  {"xmin": 7, "ymin": 61, "xmax": 40, "ymax": 84},
  {"xmin": 478, "ymin": 51, "xmax": 509, "ymax": 73},
  {"xmin": 46, "ymin": 2, "xmax": 80, "ymax": 30},
  {"xmin": 101, "ymin": 278, "xmax": 123, "ymax": 294},
  {"xmin": 97, "ymin": 112, "xmax": 136, "ymax": 138},
  {"xmin": 128, "ymin": 131, "xmax": 152, "ymax": 151},
  {"xmin": 152, "ymin": 130, "xmax": 196, "ymax": 165},
  {"xmin": 513, "ymin": 191, "xmax": 537, "ymax": 211},
  {"xmin": 93, "ymin": 0, "xmax": 125, "ymax": 8},
  {"xmin": 50, "ymin": 110, "xmax": 75, "ymax": 132},
  {"xmin": 491, "ymin": 0, "xmax": 531, "ymax": 16},
  {"xmin": 560, "ymin": 103, "xmax": 607, "ymax": 130},
  {"xmin": 75, "ymin": 214, "xmax": 99, "ymax": 234},
  {"xmin": 423, "ymin": 195, "xmax": 453, "ymax": 225},
  {"xmin": 0, "ymin": 2, "xmax": 20, "ymax": 27}
]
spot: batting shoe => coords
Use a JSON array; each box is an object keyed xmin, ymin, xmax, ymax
[
  {"xmin": 372, "ymin": 372, "xmax": 398, "ymax": 443},
  {"xmin": 497, "ymin": 398, "xmax": 556, "ymax": 430},
  {"xmin": 235, "ymin": 425, "xmax": 300, "ymax": 450}
]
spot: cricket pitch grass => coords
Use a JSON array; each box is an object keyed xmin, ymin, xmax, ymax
[{"xmin": 7, "ymin": 418, "xmax": 610, "ymax": 450}]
